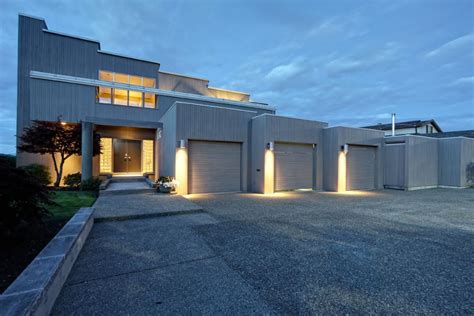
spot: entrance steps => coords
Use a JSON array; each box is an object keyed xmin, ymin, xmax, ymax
[{"xmin": 101, "ymin": 175, "xmax": 155, "ymax": 196}]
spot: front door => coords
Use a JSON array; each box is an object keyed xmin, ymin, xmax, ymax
[{"xmin": 113, "ymin": 139, "xmax": 142, "ymax": 173}]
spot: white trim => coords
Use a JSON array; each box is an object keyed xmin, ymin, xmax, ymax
[
  {"xmin": 42, "ymin": 29, "xmax": 100, "ymax": 44},
  {"xmin": 30, "ymin": 71, "xmax": 275, "ymax": 111},
  {"xmin": 98, "ymin": 50, "xmax": 160, "ymax": 65},
  {"xmin": 159, "ymin": 70, "xmax": 208, "ymax": 82},
  {"xmin": 208, "ymin": 86, "xmax": 250, "ymax": 95}
]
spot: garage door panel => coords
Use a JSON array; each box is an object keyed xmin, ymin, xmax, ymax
[
  {"xmin": 275, "ymin": 143, "xmax": 313, "ymax": 191},
  {"xmin": 188, "ymin": 141, "xmax": 241, "ymax": 194},
  {"xmin": 347, "ymin": 146, "xmax": 376, "ymax": 190}
]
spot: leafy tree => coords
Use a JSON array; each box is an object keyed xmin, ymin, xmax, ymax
[
  {"xmin": 18, "ymin": 120, "xmax": 101, "ymax": 187},
  {"xmin": 21, "ymin": 164, "xmax": 52, "ymax": 186}
]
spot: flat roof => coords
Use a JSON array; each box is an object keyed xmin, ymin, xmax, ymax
[{"xmin": 159, "ymin": 70, "xmax": 209, "ymax": 82}]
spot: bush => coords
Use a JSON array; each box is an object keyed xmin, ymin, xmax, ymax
[
  {"xmin": 64, "ymin": 172, "xmax": 82, "ymax": 188},
  {"xmin": 466, "ymin": 162, "xmax": 474, "ymax": 185},
  {"xmin": 0, "ymin": 159, "xmax": 52, "ymax": 239},
  {"xmin": 80, "ymin": 177, "xmax": 101, "ymax": 191},
  {"xmin": 21, "ymin": 164, "xmax": 51, "ymax": 186},
  {"xmin": 156, "ymin": 176, "xmax": 174, "ymax": 184},
  {"xmin": 0, "ymin": 154, "xmax": 16, "ymax": 168}
]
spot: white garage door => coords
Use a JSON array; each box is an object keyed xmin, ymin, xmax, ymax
[
  {"xmin": 275, "ymin": 142, "xmax": 314, "ymax": 191},
  {"xmin": 346, "ymin": 145, "xmax": 376, "ymax": 190},
  {"xmin": 188, "ymin": 141, "xmax": 241, "ymax": 194}
]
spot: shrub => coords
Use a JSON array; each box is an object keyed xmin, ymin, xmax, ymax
[
  {"xmin": 156, "ymin": 176, "xmax": 174, "ymax": 184},
  {"xmin": 64, "ymin": 172, "xmax": 82, "ymax": 188},
  {"xmin": 0, "ymin": 154, "xmax": 16, "ymax": 168},
  {"xmin": 21, "ymin": 164, "xmax": 51, "ymax": 186},
  {"xmin": 80, "ymin": 177, "xmax": 101, "ymax": 191},
  {"xmin": 0, "ymin": 159, "xmax": 52, "ymax": 239},
  {"xmin": 466, "ymin": 162, "xmax": 474, "ymax": 185}
]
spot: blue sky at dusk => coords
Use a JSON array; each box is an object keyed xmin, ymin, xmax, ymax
[{"xmin": 1, "ymin": 0, "xmax": 473, "ymax": 154}]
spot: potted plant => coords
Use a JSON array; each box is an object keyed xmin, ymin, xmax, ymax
[{"xmin": 156, "ymin": 176, "xmax": 178, "ymax": 193}]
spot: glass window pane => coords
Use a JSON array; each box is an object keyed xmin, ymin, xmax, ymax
[
  {"xmin": 114, "ymin": 89, "xmax": 128, "ymax": 105},
  {"xmin": 130, "ymin": 75, "xmax": 142, "ymax": 86},
  {"xmin": 144, "ymin": 93, "xmax": 155, "ymax": 108},
  {"xmin": 99, "ymin": 71, "xmax": 113, "ymax": 82},
  {"xmin": 143, "ymin": 77, "xmax": 156, "ymax": 88},
  {"xmin": 98, "ymin": 86, "xmax": 112, "ymax": 103},
  {"xmin": 129, "ymin": 90, "xmax": 143, "ymax": 107},
  {"xmin": 114, "ymin": 73, "xmax": 129, "ymax": 84}
]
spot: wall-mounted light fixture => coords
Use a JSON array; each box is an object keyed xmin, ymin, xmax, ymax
[
  {"xmin": 57, "ymin": 115, "xmax": 66, "ymax": 126},
  {"xmin": 266, "ymin": 141, "xmax": 274, "ymax": 151},
  {"xmin": 178, "ymin": 139, "xmax": 186, "ymax": 149},
  {"xmin": 341, "ymin": 144, "xmax": 349, "ymax": 154}
]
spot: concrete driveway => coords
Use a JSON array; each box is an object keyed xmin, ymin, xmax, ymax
[{"xmin": 53, "ymin": 189, "xmax": 474, "ymax": 314}]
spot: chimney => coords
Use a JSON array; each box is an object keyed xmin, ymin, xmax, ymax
[{"xmin": 391, "ymin": 113, "xmax": 396, "ymax": 136}]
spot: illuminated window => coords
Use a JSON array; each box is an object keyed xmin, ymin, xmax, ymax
[
  {"xmin": 97, "ymin": 71, "xmax": 157, "ymax": 108},
  {"xmin": 142, "ymin": 140, "xmax": 154, "ymax": 173},
  {"xmin": 129, "ymin": 90, "xmax": 142, "ymax": 107},
  {"xmin": 114, "ymin": 89, "xmax": 128, "ymax": 105},
  {"xmin": 144, "ymin": 93, "xmax": 155, "ymax": 108},
  {"xmin": 130, "ymin": 75, "xmax": 142, "ymax": 86},
  {"xmin": 100, "ymin": 138, "xmax": 113, "ymax": 173},
  {"xmin": 143, "ymin": 77, "xmax": 156, "ymax": 88},
  {"xmin": 98, "ymin": 86, "xmax": 112, "ymax": 103}
]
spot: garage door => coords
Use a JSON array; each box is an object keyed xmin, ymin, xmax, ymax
[
  {"xmin": 346, "ymin": 146, "xmax": 376, "ymax": 190},
  {"xmin": 188, "ymin": 141, "xmax": 241, "ymax": 194},
  {"xmin": 274, "ymin": 142, "xmax": 313, "ymax": 191}
]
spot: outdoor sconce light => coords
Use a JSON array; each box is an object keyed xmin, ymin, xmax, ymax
[
  {"xmin": 341, "ymin": 144, "xmax": 349, "ymax": 154},
  {"xmin": 178, "ymin": 139, "xmax": 186, "ymax": 149},
  {"xmin": 57, "ymin": 115, "xmax": 66, "ymax": 126},
  {"xmin": 266, "ymin": 141, "xmax": 274, "ymax": 151}
]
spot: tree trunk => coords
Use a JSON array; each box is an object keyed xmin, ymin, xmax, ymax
[
  {"xmin": 57, "ymin": 155, "xmax": 67, "ymax": 188},
  {"xmin": 52, "ymin": 153, "xmax": 61, "ymax": 187}
]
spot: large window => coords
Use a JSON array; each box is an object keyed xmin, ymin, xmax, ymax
[{"xmin": 97, "ymin": 71, "xmax": 157, "ymax": 108}]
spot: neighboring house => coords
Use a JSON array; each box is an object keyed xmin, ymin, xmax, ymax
[
  {"xmin": 363, "ymin": 119, "xmax": 442, "ymax": 136},
  {"xmin": 16, "ymin": 14, "xmax": 474, "ymax": 193}
]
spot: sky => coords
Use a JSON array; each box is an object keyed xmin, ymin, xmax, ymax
[{"xmin": 1, "ymin": 0, "xmax": 473, "ymax": 154}]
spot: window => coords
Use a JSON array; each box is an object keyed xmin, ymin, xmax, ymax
[
  {"xmin": 97, "ymin": 71, "xmax": 157, "ymax": 108},
  {"xmin": 100, "ymin": 138, "xmax": 113, "ymax": 173}
]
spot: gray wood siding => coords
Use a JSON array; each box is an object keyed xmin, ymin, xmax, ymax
[
  {"xmin": 274, "ymin": 143, "xmax": 313, "ymax": 191},
  {"xmin": 158, "ymin": 106, "xmax": 177, "ymax": 177},
  {"xmin": 460, "ymin": 138, "xmax": 474, "ymax": 186},
  {"xmin": 383, "ymin": 144, "xmax": 405, "ymax": 188},
  {"xmin": 188, "ymin": 141, "xmax": 242, "ymax": 194},
  {"xmin": 346, "ymin": 146, "xmax": 376, "ymax": 190},
  {"xmin": 405, "ymin": 136, "xmax": 438, "ymax": 188},
  {"xmin": 438, "ymin": 138, "xmax": 462, "ymax": 186},
  {"xmin": 250, "ymin": 117, "xmax": 266, "ymax": 192}
]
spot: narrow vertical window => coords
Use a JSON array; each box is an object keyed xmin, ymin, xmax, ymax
[
  {"xmin": 129, "ymin": 90, "xmax": 143, "ymax": 107},
  {"xmin": 100, "ymin": 138, "xmax": 113, "ymax": 173},
  {"xmin": 114, "ymin": 89, "xmax": 128, "ymax": 105},
  {"xmin": 144, "ymin": 93, "xmax": 156, "ymax": 108},
  {"xmin": 142, "ymin": 140, "xmax": 154, "ymax": 173}
]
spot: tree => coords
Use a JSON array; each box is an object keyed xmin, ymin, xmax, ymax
[{"xmin": 18, "ymin": 120, "xmax": 101, "ymax": 187}]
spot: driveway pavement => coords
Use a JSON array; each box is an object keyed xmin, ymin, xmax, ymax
[{"xmin": 53, "ymin": 189, "xmax": 474, "ymax": 314}]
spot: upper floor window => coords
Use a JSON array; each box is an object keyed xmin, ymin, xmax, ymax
[{"xmin": 97, "ymin": 71, "xmax": 156, "ymax": 108}]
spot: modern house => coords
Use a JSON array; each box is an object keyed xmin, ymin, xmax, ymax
[
  {"xmin": 16, "ymin": 14, "xmax": 474, "ymax": 194},
  {"xmin": 363, "ymin": 119, "xmax": 442, "ymax": 136}
]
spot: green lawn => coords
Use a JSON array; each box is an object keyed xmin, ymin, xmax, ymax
[{"xmin": 47, "ymin": 191, "xmax": 97, "ymax": 220}]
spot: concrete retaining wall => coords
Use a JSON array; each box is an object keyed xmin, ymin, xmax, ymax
[{"xmin": 0, "ymin": 207, "xmax": 95, "ymax": 316}]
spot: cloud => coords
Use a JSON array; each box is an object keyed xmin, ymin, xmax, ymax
[
  {"xmin": 451, "ymin": 76, "xmax": 474, "ymax": 86},
  {"xmin": 264, "ymin": 59, "xmax": 305, "ymax": 82},
  {"xmin": 425, "ymin": 33, "xmax": 474, "ymax": 58}
]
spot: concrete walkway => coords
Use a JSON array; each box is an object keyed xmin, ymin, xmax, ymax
[{"xmin": 52, "ymin": 193, "xmax": 273, "ymax": 314}]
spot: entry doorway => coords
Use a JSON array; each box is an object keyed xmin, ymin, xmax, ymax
[{"xmin": 113, "ymin": 139, "xmax": 142, "ymax": 173}]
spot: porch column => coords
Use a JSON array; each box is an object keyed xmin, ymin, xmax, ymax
[{"xmin": 81, "ymin": 121, "xmax": 93, "ymax": 181}]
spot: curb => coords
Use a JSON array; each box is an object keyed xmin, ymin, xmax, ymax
[{"xmin": 94, "ymin": 208, "xmax": 204, "ymax": 223}]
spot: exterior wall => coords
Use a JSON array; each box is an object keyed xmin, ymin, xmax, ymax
[
  {"xmin": 158, "ymin": 71, "xmax": 209, "ymax": 95},
  {"xmin": 250, "ymin": 114, "xmax": 328, "ymax": 193},
  {"xmin": 323, "ymin": 127, "xmax": 385, "ymax": 191},
  {"xmin": 382, "ymin": 123, "xmax": 439, "ymax": 136},
  {"xmin": 404, "ymin": 136, "xmax": 438, "ymax": 189},
  {"xmin": 438, "ymin": 138, "xmax": 463, "ymax": 187},
  {"xmin": 460, "ymin": 138, "xmax": 474, "ymax": 187},
  {"xmin": 207, "ymin": 87, "xmax": 249, "ymax": 102},
  {"xmin": 159, "ymin": 102, "xmax": 256, "ymax": 193}
]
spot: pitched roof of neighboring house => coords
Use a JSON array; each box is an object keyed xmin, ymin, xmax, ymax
[
  {"xmin": 362, "ymin": 119, "xmax": 443, "ymax": 132},
  {"xmin": 424, "ymin": 130, "xmax": 474, "ymax": 138}
]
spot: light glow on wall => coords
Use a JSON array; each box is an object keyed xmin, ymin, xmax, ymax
[
  {"xmin": 99, "ymin": 138, "xmax": 112, "ymax": 173},
  {"xmin": 264, "ymin": 149, "xmax": 275, "ymax": 194},
  {"xmin": 142, "ymin": 140, "xmax": 154, "ymax": 173},
  {"xmin": 175, "ymin": 148, "xmax": 188, "ymax": 195},
  {"xmin": 337, "ymin": 151, "xmax": 347, "ymax": 192}
]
